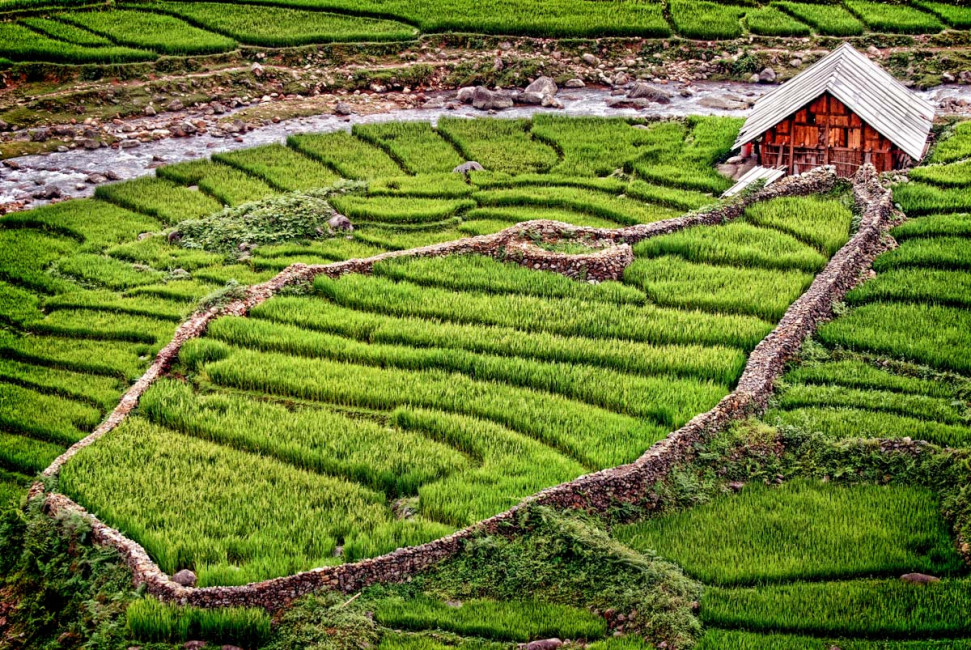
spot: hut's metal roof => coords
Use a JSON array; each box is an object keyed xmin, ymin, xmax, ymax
[
  {"xmin": 722, "ymin": 165, "xmax": 786, "ymax": 197},
  {"xmin": 733, "ymin": 43, "xmax": 934, "ymax": 161}
]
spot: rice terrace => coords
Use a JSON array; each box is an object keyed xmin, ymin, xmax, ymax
[{"xmin": 2, "ymin": 1, "xmax": 971, "ymax": 647}]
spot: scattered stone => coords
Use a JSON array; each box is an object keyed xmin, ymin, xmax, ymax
[
  {"xmin": 699, "ymin": 95, "xmax": 748, "ymax": 110},
  {"xmin": 680, "ymin": 86, "xmax": 695, "ymax": 97},
  {"xmin": 564, "ymin": 78, "xmax": 585, "ymax": 88},
  {"xmin": 471, "ymin": 86, "xmax": 512, "ymax": 111},
  {"xmin": 121, "ymin": 140, "xmax": 140, "ymax": 149},
  {"xmin": 210, "ymin": 101, "xmax": 227, "ymax": 114},
  {"xmin": 759, "ymin": 67, "xmax": 777, "ymax": 83},
  {"xmin": 86, "ymin": 173, "xmax": 107, "ymax": 184},
  {"xmin": 32, "ymin": 186, "xmax": 61, "ymax": 200},
  {"xmin": 519, "ymin": 639, "xmax": 563, "ymax": 650},
  {"xmin": 0, "ymin": 119, "xmax": 9, "ymax": 131},
  {"xmin": 183, "ymin": 642, "xmax": 206, "ymax": 650},
  {"xmin": 581, "ymin": 53, "xmax": 600, "ymax": 66},
  {"xmin": 172, "ymin": 569, "xmax": 197, "ymax": 587},
  {"xmin": 519, "ymin": 91, "xmax": 545, "ymax": 105},
  {"xmin": 525, "ymin": 75, "xmax": 558, "ymax": 97},
  {"xmin": 220, "ymin": 646, "xmax": 243, "ymax": 650},
  {"xmin": 29, "ymin": 128, "xmax": 51, "ymax": 142},
  {"xmin": 251, "ymin": 61, "xmax": 264, "ymax": 77},
  {"xmin": 423, "ymin": 96, "xmax": 446, "ymax": 109},
  {"xmin": 493, "ymin": 57, "xmax": 504, "ymax": 72},
  {"xmin": 727, "ymin": 481, "xmax": 746, "ymax": 491},
  {"xmin": 749, "ymin": 73, "xmax": 760, "ymax": 84},
  {"xmin": 456, "ymin": 86, "xmax": 476, "ymax": 103},
  {"xmin": 942, "ymin": 72, "xmax": 955, "ymax": 83},
  {"xmin": 867, "ymin": 45, "xmax": 882, "ymax": 58},
  {"xmin": 328, "ymin": 214, "xmax": 353, "ymax": 232},
  {"xmin": 445, "ymin": 600, "xmax": 463, "ymax": 608},
  {"xmin": 627, "ymin": 83, "xmax": 672, "ymax": 104},
  {"xmin": 900, "ymin": 573, "xmax": 940, "ymax": 585},
  {"xmin": 453, "ymin": 161, "xmax": 485, "ymax": 174},
  {"xmin": 960, "ymin": 70, "xmax": 971, "ymax": 84},
  {"xmin": 334, "ymin": 101, "xmax": 353, "ymax": 115},
  {"xmin": 789, "ymin": 58, "xmax": 802, "ymax": 67},
  {"xmin": 167, "ymin": 231, "xmax": 182, "ymax": 243},
  {"xmin": 166, "ymin": 99, "xmax": 184, "ymax": 112}
]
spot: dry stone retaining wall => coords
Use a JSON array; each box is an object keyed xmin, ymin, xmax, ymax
[{"xmin": 36, "ymin": 166, "xmax": 853, "ymax": 610}]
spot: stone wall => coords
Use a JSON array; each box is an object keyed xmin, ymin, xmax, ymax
[{"xmin": 35, "ymin": 166, "xmax": 864, "ymax": 611}]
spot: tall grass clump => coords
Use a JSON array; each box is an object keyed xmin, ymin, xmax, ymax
[
  {"xmin": 330, "ymin": 195, "xmax": 474, "ymax": 224},
  {"xmin": 473, "ymin": 186, "xmax": 681, "ymax": 225},
  {"xmin": 0, "ymin": 199, "xmax": 161, "ymax": 251},
  {"xmin": 846, "ymin": 268, "xmax": 971, "ymax": 308},
  {"xmin": 893, "ymin": 182, "xmax": 971, "ymax": 215},
  {"xmin": 845, "ymin": 0, "xmax": 943, "ymax": 34},
  {"xmin": 743, "ymin": 195, "xmax": 853, "ymax": 256},
  {"xmin": 314, "ymin": 274, "xmax": 774, "ymax": 349},
  {"xmin": 615, "ymin": 480, "xmax": 963, "ymax": 586},
  {"xmin": 353, "ymin": 122, "xmax": 464, "ymax": 174},
  {"xmin": 784, "ymin": 358, "xmax": 956, "ymax": 398},
  {"xmin": 0, "ymin": 357, "xmax": 123, "ymax": 410},
  {"xmin": 54, "ymin": 254, "xmax": 165, "ymax": 290},
  {"xmin": 156, "ymin": 159, "xmax": 277, "ymax": 206},
  {"xmin": 373, "ymin": 594, "xmax": 607, "ymax": 642},
  {"xmin": 153, "ymin": 2, "xmax": 416, "ymax": 45},
  {"xmin": 95, "ymin": 177, "xmax": 223, "ymax": 225},
  {"xmin": 669, "ymin": 0, "xmax": 744, "ymax": 39},
  {"xmin": 635, "ymin": 222, "xmax": 827, "ymax": 273},
  {"xmin": 766, "ymin": 407, "xmax": 971, "ymax": 447},
  {"xmin": 531, "ymin": 116, "xmax": 665, "ymax": 177},
  {"xmin": 776, "ymin": 383, "xmax": 965, "ymax": 424},
  {"xmin": 703, "ymin": 578, "xmax": 971, "ymax": 636},
  {"xmin": 0, "ymin": 381, "xmax": 101, "ymax": 446},
  {"xmin": 0, "ymin": 430, "xmax": 65, "ymax": 474},
  {"xmin": 0, "ymin": 229, "xmax": 78, "ymax": 294},
  {"xmin": 0, "ymin": 22, "xmax": 155, "ymax": 64},
  {"xmin": 891, "ymin": 213, "xmax": 971, "ymax": 241},
  {"xmin": 930, "ymin": 121, "xmax": 971, "ymax": 164},
  {"xmin": 214, "ymin": 144, "xmax": 340, "ymax": 192},
  {"xmin": 873, "ymin": 237, "xmax": 971, "ymax": 272},
  {"xmin": 909, "ymin": 159, "xmax": 971, "ymax": 188},
  {"xmin": 438, "ymin": 118, "xmax": 558, "ymax": 175},
  {"xmin": 288, "ymin": 131, "xmax": 403, "ymax": 179},
  {"xmin": 624, "ymin": 256, "xmax": 812, "ymax": 321},
  {"xmin": 126, "ymin": 598, "xmax": 271, "ymax": 645},
  {"xmin": 60, "ymin": 9, "xmax": 237, "ymax": 55},
  {"xmin": 744, "ymin": 5, "xmax": 810, "ymax": 36},
  {"xmin": 772, "ymin": 2, "xmax": 864, "ymax": 35}
]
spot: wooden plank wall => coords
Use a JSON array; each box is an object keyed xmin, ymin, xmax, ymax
[{"xmin": 757, "ymin": 92, "xmax": 908, "ymax": 176}]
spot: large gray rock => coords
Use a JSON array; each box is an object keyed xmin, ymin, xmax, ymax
[
  {"xmin": 699, "ymin": 96, "xmax": 749, "ymax": 111},
  {"xmin": 328, "ymin": 214, "xmax": 353, "ymax": 232},
  {"xmin": 519, "ymin": 91, "xmax": 545, "ymax": 105},
  {"xmin": 759, "ymin": 67, "xmax": 777, "ymax": 83},
  {"xmin": 627, "ymin": 83, "xmax": 672, "ymax": 104},
  {"xmin": 525, "ymin": 76, "xmax": 557, "ymax": 97},
  {"xmin": 456, "ymin": 86, "xmax": 476, "ymax": 103},
  {"xmin": 453, "ymin": 161, "xmax": 485, "ymax": 174},
  {"xmin": 172, "ymin": 569, "xmax": 197, "ymax": 587},
  {"xmin": 520, "ymin": 640, "xmax": 563, "ymax": 650},
  {"xmin": 472, "ymin": 86, "xmax": 512, "ymax": 111},
  {"xmin": 334, "ymin": 101, "xmax": 353, "ymax": 116},
  {"xmin": 900, "ymin": 573, "xmax": 940, "ymax": 585},
  {"xmin": 564, "ymin": 78, "xmax": 585, "ymax": 88}
]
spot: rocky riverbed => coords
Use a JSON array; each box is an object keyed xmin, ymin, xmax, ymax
[{"xmin": 2, "ymin": 80, "xmax": 971, "ymax": 213}]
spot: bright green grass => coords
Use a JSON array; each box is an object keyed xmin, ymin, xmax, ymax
[
  {"xmin": 845, "ymin": 0, "xmax": 943, "ymax": 34},
  {"xmin": 0, "ymin": 358, "xmax": 124, "ymax": 410},
  {"xmin": 156, "ymin": 159, "xmax": 277, "ymax": 206},
  {"xmin": 669, "ymin": 0, "xmax": 744, "ymax": 39},
  {"xmin": 0, "ymin": 430, "xmax": 65, "ymax": 474},
  {"xmin": 743, "ymin": 195, "xmax": 853, "ymax": 256},
  {"xmin": 353, "ymin": 227, "xmax": 465, "ymax": 251},
  {"xmin": 703, "ymin": 578, "xmax": 971, "ymax": 636},
  {"xmin": 625, "ymin": 180, "xmax": 716, "ymax": 212},
  {"xmin": 43, "ymin": 291, "xmax": 189, "ymax": 321},
  {"xmin": 874, "ymin": 237, "xmax": 971, "ymax": 272},
  {"xmin": 373, "ymin": 594, "xmax": 607, "ymax": 642},
  {"xmin": 531, "ymin": 115, "xmax": 665, "ymax": 177},
  {"xmin": 0, "ymin": 381, "xmax": 101, "ymax": 446},
  {"xmin": 60, "ymin": 416, "xmax": 452, "ymax": 586},
  {"xmin": 126, "ymin": 598, "xmax": 271, "ymax": 646},
  {"xmin": 744, "ymin": 5, "xmax": 810, "ymax": 36},
  {"xmin": 461, "ymin": 206, "xmax": 621, "ymax": 229},
  {"xmin": 847, "ymin": 268, "xmax": 971, "ymax": 308},
  {"xmin": 784, "ymin": 359, "xmax": 956, "ymax": 398},
  {"xmin": 374, "ymin": 254, "xmax": 646, "ymax": 304},
  {"xmin": 472, "ymin": 186, "xmax": 682, "ymax": 225},
  {"xmin": 0, "ymin": 199, "xmax": 161, "ymax": 251},
  {"xmin": 353, "ymin": 122, "xmax": 464, "ymax": 174},
  {"xmin": 438, "ymin": 118, "xmax": 558, "ymax": 175},
  {"xmin": 0, "ymin": 22, "xmax": 154, "ymax": 64},
  {"xmin": 634, "ymin": 222, "xmax": 827, "ymax": 273},
  {"xmin": 154, "ymin": 2, "xmax": 416, "ymax": 46},
  {"xmin": 18, "ymin": 17, "xmax": 113, "ymax": 46},
  {"xmin": 55, "ymin": 254, "xmax": 165, "ymax": 290},
  {"xmin": 108, "ymin": 237, "xmax": 223, "ymax": 271},
  {"xmin": 95, "ymin": 177, "xmax": 223, "ymax": 225},
  {"xmin": 314, "ymin": 273, "xmax": 774, "ymax": 349},
  {"xmin": 141, "ymin": 379, "xmax": 468, "ymax": 497},
  {"xmin": 29, "ymin": 309, "xmax": 176, "ymax": 346},
  {"xmin": 0, "ymin": 331, "xmax": 151, "ymax": 381},
  {"xmin": 214, "ymin": 144, "xmax": 340, "ymax": 192},
  {"xmin": 288, "ymin": 131, "xmax": 403, "ymax": 180},
  {"xmin": 615, "ymin": 480, "xmax": 963, "ymax": 586},
  {"xmin": 772, "ymin": 2, "xmax": 864, "ymax": 35},
  {"xmin": 59, "ymin": 9, "xmax": 237, "ymax": 55},
  {"xmin": 909, "ymin": 159, "xmax": 971, "ymax": 188},
  {"xmin": 776, "ymin": 383, "xmax": 965, "ymax": 424},
  {"xmin": 250, "ymin": 297, "xmax": 748, "ymax": 384},
  {"xmin": 930, "ymin": 122, "xmax": 971, "ymax": 164},
  {"xmin": 698, "ymin": 628, "xmax": 971, "ymax": 650},
  {"xmin": 330, "ymin": 195, "xmax": 475, "ymax": 224},
  {"xmin": 894, "ymin": 182, "xmax": 971, "ymax": 215},
  {"xmin": 0, "ymin": 281, "xmax": 42, "ymax": 327},
  {"xmin": 203, "ymin": 315, "xmax": 727, "ymax": 428},
  {"xmin": 368, "ymin": 173, "xmax": 474, "ymax": 198},
  {"xmin": 768, "ymin": 407, "xmax": 971, "ymax": 447},
  {"xmin": 819, "ymin": 302, "xmax": 971, "ymax": 373},
  {"xmin": 624, "ymin": 256, "xmax": 812, "ymax": 321},
  {"xmin": 0, "ymin": 229, "xmax": 78, "ymax": 294},
  {"xmin": 394, "ymin": 408, "xmax": 584, "ymax": 526},
  {"xmin": 892, "ymin": 213, "xmax": 971, "ymax": 241},
  {"xmin": 189, "ymin": 342, "xmax": 670, "ymax": 470}
]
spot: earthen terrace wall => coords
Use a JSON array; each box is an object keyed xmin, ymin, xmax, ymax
[{"xmin": 34, "ymin": 166, "xmax": 857, "ymax": 610}]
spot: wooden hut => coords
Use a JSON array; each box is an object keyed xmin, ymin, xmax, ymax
[{"xmin": 733, "ymin": 44, "xmax": 934, "ymax": 177}]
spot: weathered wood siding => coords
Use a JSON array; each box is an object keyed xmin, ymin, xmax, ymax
[{"xmin": 757, "ymin": 93, "xmax": 911, "ymax": 177}]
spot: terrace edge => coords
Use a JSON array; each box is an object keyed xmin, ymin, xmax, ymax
[{"xmin": 29, "ymin": 165, "xmax": 854, "ymax": 610}]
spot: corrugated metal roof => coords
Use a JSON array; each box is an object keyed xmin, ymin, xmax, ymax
[
  {"xmin": 722, "ymin": 165, "xmax": 786, "ymax": 197},
  {"xmin": 733, "ymin": 44, "xmax": 934, "ymax": 161}
]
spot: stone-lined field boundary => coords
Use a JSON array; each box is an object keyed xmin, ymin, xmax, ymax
[{"xmin": 32, "ymin": 166, "xmax": 846, "ymax": 610}]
